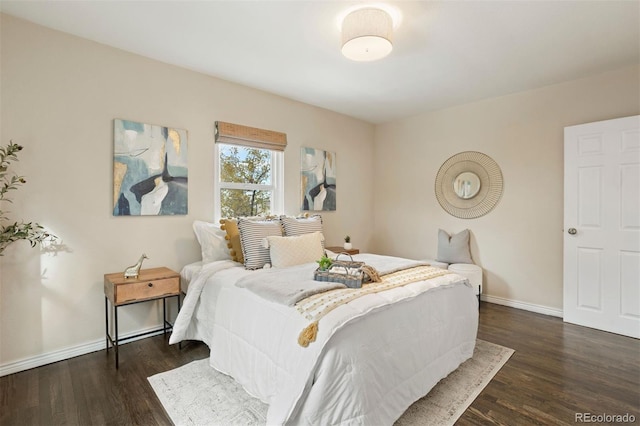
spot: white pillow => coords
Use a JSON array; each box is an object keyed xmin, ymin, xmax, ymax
[
  {"xmin": 267, "ymin": 231, "xmax": 325, "ymax": 268},
  {"xmin": 193, "ymin": 221, "xmax": 232, "ymax": 263}
]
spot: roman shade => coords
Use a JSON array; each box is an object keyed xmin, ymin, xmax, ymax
[{"xmin": 215, "ymin": 121, "xmax": 287, "ymax": 152}]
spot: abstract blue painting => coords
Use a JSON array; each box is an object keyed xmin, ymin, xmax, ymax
[
  {"xmin": 113, "ymin": 119, "xmax": 188, "ymax": 216},
  {"xmin": 301, "ymin": 147, "xmax": 336, "ymax": 211}
]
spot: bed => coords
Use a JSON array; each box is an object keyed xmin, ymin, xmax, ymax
[{"xmin": 170, "ymin": 247, "xmax": 478, "ymax": 425}]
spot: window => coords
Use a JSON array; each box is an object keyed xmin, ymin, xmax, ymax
[
  {"xmin": 213, "ymin": 121, "xmax": 286, "ymax": 219},
  {"xmin": 214, "ymin": 143, "xmax": 283, "ymax": 219}
]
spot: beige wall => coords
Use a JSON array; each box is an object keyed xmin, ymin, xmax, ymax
[
  {"xmin": 0, "ymin": 14, "xmax": 374, "ymax": 370},
  {"xmin": 372, "ymin": 65, "xmax": 640, "ymax": 312}
]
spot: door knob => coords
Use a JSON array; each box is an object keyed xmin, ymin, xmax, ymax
[{"xmin": 568, "ymin": 228, "xmax": 577, "ymax": 235}]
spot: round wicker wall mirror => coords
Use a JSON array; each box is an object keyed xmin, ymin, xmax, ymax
[{"xmin": 434, "ymin": 151, "xmax": 503, "ymax": 219}]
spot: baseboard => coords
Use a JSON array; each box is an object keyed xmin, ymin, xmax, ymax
[
  {"xmin": 0, "ymin": 325, "xmax": 166, "ymax": 377},
  {"xmin": 481, "ymin": 294, "xmax": 563, "ymax": 318}
]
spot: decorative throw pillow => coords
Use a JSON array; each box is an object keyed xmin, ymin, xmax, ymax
[
  {"xmin": 436, "ymin": 229, "xmax": 473, "ymax": 264},
  {"xmin": 237, "ymin": 218, "xmax": 283, "ymax": 270},
  {"xmin": 266, "ymin": 231, "xmax": 325, "ymax": 268},
  {"xmin": 193, "ymin": 221, "xmax": 232, "ymax": 263},
  {"xmin": 280, "ymin": 215, "xmax": 323, "ymax": 237},
  {"xmin": 219, "ymin": 218, "xmax": 244, "ymax": 264}
]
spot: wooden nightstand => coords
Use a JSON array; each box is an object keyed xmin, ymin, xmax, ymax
[
  {"xmin": 326, "ymin": 246, "xmax": 360, "ymax": 255},
  {"xmin": 104, "ymin": 267, "xmax": 181, "ymax": 368}
]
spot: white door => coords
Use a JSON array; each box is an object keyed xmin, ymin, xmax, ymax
[{"xmin": 564, "ymin": 115, "xmax": 640, "ymax": 338}]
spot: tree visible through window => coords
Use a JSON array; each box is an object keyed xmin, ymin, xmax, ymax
[{"xmin": 218, "ymin": 144, "xmax": 278, "ymax": 218}]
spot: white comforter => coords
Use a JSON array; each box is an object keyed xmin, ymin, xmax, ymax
[{"xmin": 170, "ymin": 254, "xmax": 478, "ymax": 425}]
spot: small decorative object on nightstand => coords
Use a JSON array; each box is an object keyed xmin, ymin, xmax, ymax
[
  {"xmin": 104, "ymin": 267, "xmax": 180, "ymax": 368},
  {"xmin": 326, "ymin": 246, "xmax": 359, "ymax": 255},
  {"xmin": 343, "ymin": 235, "xmax": 352, "ymax": 250},
  {"xmin": 123, "ymin": 253, "xmax": 148, "ymax": 279}
]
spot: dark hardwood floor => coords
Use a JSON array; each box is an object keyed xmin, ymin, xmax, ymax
[{"xmin": 1, "ymin": 302, "xmax": 638, "ymax": 425}]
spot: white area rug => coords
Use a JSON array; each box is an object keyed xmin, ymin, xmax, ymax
[{"xmin": 148, "ymin": 339, "xmax": 513, "ymax": 426}]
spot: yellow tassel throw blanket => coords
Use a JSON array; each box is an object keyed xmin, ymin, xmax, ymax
[{"xmin": 296, "ymin": 265, "xmax": 451, "ymax": 347}]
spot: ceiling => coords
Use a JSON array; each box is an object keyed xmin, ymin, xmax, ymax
[{"xmin": 1, "ymin": 1, "xmax": 639, "ymax": 124}]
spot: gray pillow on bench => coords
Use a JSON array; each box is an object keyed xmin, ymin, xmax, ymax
[{"xmin": 436, "ymin": 229, "xmax": 473, "ymax": 264}]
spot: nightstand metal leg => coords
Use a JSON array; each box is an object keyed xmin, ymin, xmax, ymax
[
  {"xmin": 114, "ymin": 305, "xmax": 119, "ymax": 369},
  {"xmin": 163, "ymin": 297, "xmax": 167, "ymax": 337},
  {"xmin": 104, "ymin": 297, "xmax": 109, "ymax": 352}
]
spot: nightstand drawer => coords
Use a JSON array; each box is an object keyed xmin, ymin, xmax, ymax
[
  {"xmin": 115, "ymin": 277, "xmax": 179, "ymax": 304},
  {"xmin": 104, "ymin": 267, "xmax": 181, "ymax": 306}
]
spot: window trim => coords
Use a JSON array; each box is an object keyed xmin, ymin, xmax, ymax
[{"xmin": 213, "ymin": 143, "xmax": 283, "ymax": 220}]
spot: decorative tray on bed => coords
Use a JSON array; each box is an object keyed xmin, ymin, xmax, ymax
[{"xmin": 314, "ymin": 253, "xmax": 365, "ymax": 288}]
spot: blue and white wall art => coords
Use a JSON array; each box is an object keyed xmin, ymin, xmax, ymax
[
  {"xmin": 301, "ymin": 147, "xmax": 336, "ymax": 211},
  {"xmin": 113, "ymin": 119, "xmax": 188, "ymax": 216}
]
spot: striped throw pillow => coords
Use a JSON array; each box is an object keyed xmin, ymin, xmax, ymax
[
  {"xmin": 238, "ymin": 218, "xmax": 283, "ymax": 270},
  {"xmin": 281, "ymin": 215, "xmax": 323, "ymax": 237}
]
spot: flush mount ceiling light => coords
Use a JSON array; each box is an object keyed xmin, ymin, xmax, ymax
[{"xmin": 341, "ymin": 7, "xmax": 393, "ymax": 62}]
